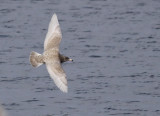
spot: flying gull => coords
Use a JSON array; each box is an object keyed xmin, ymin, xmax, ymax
[{"xmin": 29, "ymin": 13, "xmax": 73, "ymax": 93}]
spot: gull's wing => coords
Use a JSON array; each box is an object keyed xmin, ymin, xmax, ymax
[
  {"xmin": 46, "ymin": 61, "xmax": 68, "ymax": 93},
  {"xmin": 44, "ymin": 14, "xmax": 62, "ymax": 51}
]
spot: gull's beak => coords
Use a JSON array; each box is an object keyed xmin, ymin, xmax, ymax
[{"xmin": 69, "ymin": 58, "xmax": 73, "ymax": 62}]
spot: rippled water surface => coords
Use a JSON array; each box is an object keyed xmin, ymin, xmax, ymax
[{"xmin": 0, "ymin": 0, "xmax": 160, "ymax": 116}]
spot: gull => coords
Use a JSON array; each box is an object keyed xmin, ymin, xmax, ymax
[{"xmin": 29, "ymin": 13, "xmax": 73, "ymax": 93}]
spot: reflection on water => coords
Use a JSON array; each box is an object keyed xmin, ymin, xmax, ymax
[{"xmin": 0, "ymin": 0, "xmax": 160, "ymax": 116}]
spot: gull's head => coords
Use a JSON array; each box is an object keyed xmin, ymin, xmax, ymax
[
  {"xmin": 60, "ymin": 55, "xmax": 73, "ymax": 63},
  {"xmin": 65, "ymin": 56, "xmax": 73, "ymax": 62}
]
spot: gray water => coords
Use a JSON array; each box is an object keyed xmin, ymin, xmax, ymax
[{"xmin": 0, "ymin": 0, "xmax": 160, "ymax": 116}]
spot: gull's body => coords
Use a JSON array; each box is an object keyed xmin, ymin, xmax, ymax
[{"xmin": 29, "ymin": 14, "xmax": 73, "ymax": 93}]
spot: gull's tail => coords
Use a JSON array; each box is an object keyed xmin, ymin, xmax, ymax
[{"xmin": 29, "ymin": 51, "xmax": 44, "ymax": 68}]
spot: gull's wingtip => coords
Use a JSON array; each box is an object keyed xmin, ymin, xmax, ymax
[
  {"xmin": 64, "ymin": 87, "xmax": 68, "ymax": 93},
  {"xmin": 59, "ymin": 85, "xmax": 68, "ymax": 93},
  {"xmin": 52, "ymin": 13, "xmax": 57, "ymax": 18},
  {"xmin": 62, "ymin": 90, "xmax": 68, "ymax": 93},
  {"xmin": 53, "ymin": 13, "xmax": 57, "ymax": 16},
  {"xmin": 50, "ymin": 13, "xmax": 59, "ymax": 25}
]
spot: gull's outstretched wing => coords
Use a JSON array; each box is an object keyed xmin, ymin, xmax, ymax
[
  {"xmin": 44, "ymin": 14, "xmax": 62, "ymax": 51},
  {"xmin": 46, "ymin": 61, "xmax": 68, "ymax": 93}
]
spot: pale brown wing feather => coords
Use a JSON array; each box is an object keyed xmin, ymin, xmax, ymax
[
  {"xmin": 44, "ymin": 14, "xmax": 62, "ymax": 51},
  {"xmin": 46, "ymin": 60, "xmax": 68, "ymax": 93}
]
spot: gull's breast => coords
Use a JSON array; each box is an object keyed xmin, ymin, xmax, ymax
[{"xmin": 43, "ymin": 48, "xmax": 59, "ymax": 62}]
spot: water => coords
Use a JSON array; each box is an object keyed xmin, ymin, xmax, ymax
[{"xmin": 0, "ymin": 0, "xmax": 160, "ymax": 116}]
